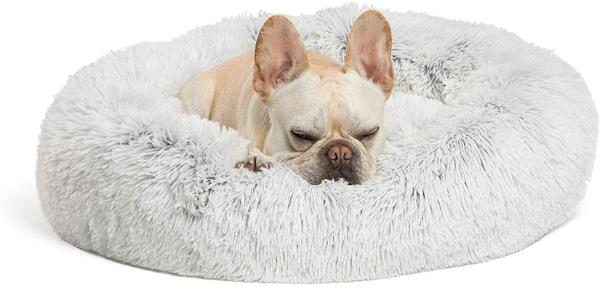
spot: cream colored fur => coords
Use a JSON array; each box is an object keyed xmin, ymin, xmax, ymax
[{"xmin": 178, "ymin": 11, "xmax": 394, "ymax": 184}]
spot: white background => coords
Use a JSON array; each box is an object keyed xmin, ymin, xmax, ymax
[{"xmin": 1, "ymin": 0, "xmax": 598, "ymax": 287}]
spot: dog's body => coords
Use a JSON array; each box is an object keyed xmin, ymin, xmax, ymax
[{"xmin": 178, "ymin": 11, "xmax": 394, "ymax": 184}]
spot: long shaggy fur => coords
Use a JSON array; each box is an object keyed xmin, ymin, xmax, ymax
[{"xmin": 37, "ymin": 4, "xmax": 597, "ymax": 283}]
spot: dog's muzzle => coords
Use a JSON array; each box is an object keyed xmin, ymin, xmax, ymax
[{"xmin": 319, "ymin": 139, "xmax": 362, "ymax": 185}]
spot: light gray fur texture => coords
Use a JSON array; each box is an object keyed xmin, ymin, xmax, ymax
[{"xmin": 37, "ymin": 4, "xmax": 597, "ymax": 283}]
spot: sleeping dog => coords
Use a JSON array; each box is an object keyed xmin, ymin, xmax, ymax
[{"xmin": 178, "ymin": 10, "xmax": 394, "ymax": 184}]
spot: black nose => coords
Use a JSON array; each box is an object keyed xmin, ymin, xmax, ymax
[{"xmin": 326, "ymin": 143, "xmax": 353, "ymax": 167}]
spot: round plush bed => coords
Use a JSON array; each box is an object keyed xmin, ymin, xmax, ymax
[{"xmin": 37, "ymin": 4, "xmax": 597, "ymax": 283}]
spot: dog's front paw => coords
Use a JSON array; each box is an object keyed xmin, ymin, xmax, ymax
[{"xmin": 235, "ymin": 149, "xmax": 274, "ymax": 172}]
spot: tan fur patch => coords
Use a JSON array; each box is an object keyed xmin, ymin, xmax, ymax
[{"xmin": 306, "ymin": 50, "xmax": 345, "ymax": 78}]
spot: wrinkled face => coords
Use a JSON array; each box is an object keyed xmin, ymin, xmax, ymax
[
  {"xmin": 264, "ymin": 70, "xmax": 387, "ymax": 184},
  {"xmin": 253, "ymin": 11, "xmax": 394, "ymax": 184}
]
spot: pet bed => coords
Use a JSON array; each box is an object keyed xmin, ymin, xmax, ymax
[{"xmin": 37, "ymin": 4, "xmax": 597, "ymax": 283}]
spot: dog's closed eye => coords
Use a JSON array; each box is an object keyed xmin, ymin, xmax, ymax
[
  {"xmin": 291, "ymin": 130, "xmax": 317, "ymax": 142},
  {"xmin": 358, "ymin": 126, "xmax": 379, "ymax": 141}
]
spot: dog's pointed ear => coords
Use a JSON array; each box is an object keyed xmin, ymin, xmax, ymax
[
  {"xmin": 254, "ymin": 15, "xmax": 309, "ymax": 102},
  {"xmin": 345, "ymin": 10, "xmax": 394, "ymax": 97}
]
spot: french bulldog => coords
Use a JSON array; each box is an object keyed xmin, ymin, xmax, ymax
[{"xmin": 178, "ymin": 10, "xmax": 394, "ymax": 185}]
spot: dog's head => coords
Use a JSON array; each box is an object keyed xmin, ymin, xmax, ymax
[{"xmin": 253, "ymin": 11, "xmax": 393, "ymax": 185}]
